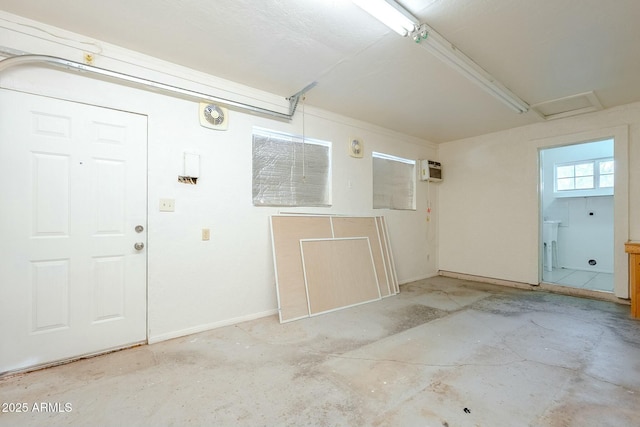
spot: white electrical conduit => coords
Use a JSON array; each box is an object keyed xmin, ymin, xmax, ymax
[{"xmin": 0, "ymin": 54, "xmax": 317, "ymax": 120}]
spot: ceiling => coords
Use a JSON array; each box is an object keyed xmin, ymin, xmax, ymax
[{"xmin": 1, "ymin": 0, "xmax": 640, "ymax": 143}]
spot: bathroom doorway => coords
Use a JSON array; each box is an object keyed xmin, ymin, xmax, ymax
[{"xmin": 539, "ymin": 139, "xmax": 614, "ymax": 293}]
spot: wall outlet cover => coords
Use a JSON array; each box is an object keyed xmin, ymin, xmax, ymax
[{"xmin": 159, "ymin": 198, "xmax": 175, "ymax": 212}]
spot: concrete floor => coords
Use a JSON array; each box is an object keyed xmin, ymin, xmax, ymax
[{"xmin": 1, "ymin": 276, "xmax": 639, "ymax": 427}]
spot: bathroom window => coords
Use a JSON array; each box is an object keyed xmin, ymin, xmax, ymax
[
  {"xmin": 554, "ymin": 157, "xmax": 613, "ymax": 197},
  {"xmin": 372, "ymin": 152, "xmax": 415, "ymax": 210},
  {"xmin": 598, "ymin": 159, "xmax": 614, "ymax": 188},
  {"xmin": 252, "ymin": 127, "xmax": 332, "ymax": 206}
]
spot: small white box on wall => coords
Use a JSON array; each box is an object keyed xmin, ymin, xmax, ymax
[
  {"xmin": 419, "ymin": 160, "xmax": 442, "ymax": 182},
  {"xmin": 184, "ymin": 152, "xmax": 200, "ymax": 178}
]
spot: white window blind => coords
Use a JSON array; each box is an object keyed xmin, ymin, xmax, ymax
[
  {"xmin": 252, "ymin": 128, "xmax": 331, "ymax": 207},
  {"xmin": 372, "ymin": 152, "xmax": 415, "ymax": 210}
]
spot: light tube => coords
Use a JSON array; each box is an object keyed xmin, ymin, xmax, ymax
[
  {"xmin": 352, "ymin": 0, "xmax": 419, "ymax": 36},
  {"xmin": 351, "ymin": 0, "xmax": 529, "ymax": 113},
  {"xmin": 412, "ymin": 24, "xmax": 529, "ymax": 113}
]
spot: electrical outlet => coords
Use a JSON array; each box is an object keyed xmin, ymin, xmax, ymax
[
  {"xmin": 159, "ymin": 198, "xmax": 175, "ymax": 212},
  {"xmin": 202, "ymin": 228, "xmax": 210, "ymax": 241}
]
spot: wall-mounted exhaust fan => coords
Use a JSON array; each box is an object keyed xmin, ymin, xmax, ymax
[
  {"xmin": 199, "ymin": 103, "xmax": 228, "ymax": 130},
  {"xmin": 349, "ymin": 137, "xmax": 363, "ymax": 158}
]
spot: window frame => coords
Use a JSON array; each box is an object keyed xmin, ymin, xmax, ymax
[
  {"xmin": 553, "ymin": 157, "xmax": 614, "ymax": 197},
  {"xmin": 252, "ymin": 127, "xmax": 332, "ymax": 207},
  {"xmin": 372, "ymin": 151, "xmax": 416, "ymax": 210}
]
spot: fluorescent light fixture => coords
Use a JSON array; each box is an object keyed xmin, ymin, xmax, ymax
[
  {"xmin": 351, "ymin": 0, "xmax": 529, "ymax": 113},
  {"xmin": 352, "ymin": 0, "xmax": 418, "ymax": 36},
  {"xmin": 412, "ymin": 24, "xmax": 529, "ymax": 113}
]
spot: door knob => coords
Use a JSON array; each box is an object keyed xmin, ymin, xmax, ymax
[
  {"xmin": 135, "ymin": 225, "xmax": 144, "ymax": 233},
  {"xmin": 134, "ymin": 242, "xmax": 145, "ymax": 251}
]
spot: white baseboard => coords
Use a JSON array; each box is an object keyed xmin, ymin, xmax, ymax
[
  {"xmin": 148, "ymin": 309, "xmax": 278, "ymax": 344},
  {"xmin": 438, "ymin": 270, "xmax": 628, "ymax": 305},
  {"xmin": 399, "ymin": 271, "xmax": 439, "ymax": 286},
  {"xmin": 438, "ymin": 270, "xmax": 537, "ymax": 290}
]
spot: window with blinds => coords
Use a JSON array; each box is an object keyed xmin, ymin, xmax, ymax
[
  {"xmin": 252, "ymin": 127, "xmax": 331, "ymax": 207},
  {"xmin": 372, "ymin": 152, "xmax": 416, "ymax": 210}
]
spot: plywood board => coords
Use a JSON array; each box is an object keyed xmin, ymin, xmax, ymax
[
  {"xmin": 376, "ymin": 216, "xmax": 396, "ymax": 295},
  {"xmin": 331, "ymin": 216, "xmax": 391, "ymax": 297},
  {"xmin": 376, "ymin": 216, "xmax": 400, "ymax": 294},
  {"xmin": 270, "ymin": 215, "xmax": 333, "ymax": 322},
  {"xmin": 300, "ymin": 238, "xmax": 380, "ymax": 315}
]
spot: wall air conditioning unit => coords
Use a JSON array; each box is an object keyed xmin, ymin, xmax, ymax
[{"xmin": 419, "ymin": 160, "xmax": 442, "ymax": 182}]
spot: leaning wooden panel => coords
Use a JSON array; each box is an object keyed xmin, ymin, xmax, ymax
[
  {"xmin": 270, "ymin": 215, "xmax": 333, "ymax": 322},
  {"xmin": 380, "ymin": 216, "xmax": 400, "ymax": 294},
  {"xmin": 300, "ymin": 238, "xmax": 381, "ymax": 315},
  {"xmin": 331, "ymin": 216, "xmax": 391, "ymax": 297},
  {"xmin": 376, "ymin": 216, "xmax": 396, "ymax": 295}
]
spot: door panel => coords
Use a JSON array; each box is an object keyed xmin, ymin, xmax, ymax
[{"xmin": 0, "ymin": 89, "xmax": 148, "ymax": 374}]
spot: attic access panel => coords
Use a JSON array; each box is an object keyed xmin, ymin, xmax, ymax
[{"xmin": 532, "ymin": 91, "xmax": 603, "ymax": 120}]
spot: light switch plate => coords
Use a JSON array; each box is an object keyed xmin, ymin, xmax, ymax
[{"xmin": 159, "ymin": 198, "xmax": 175, "ymax": 212}]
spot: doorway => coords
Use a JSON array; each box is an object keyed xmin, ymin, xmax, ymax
[
  {"xmin": 0, "ymin": 89, "xmax": 148, "ymax": 374},
  {"xmin": 539, "ymin": 139, "xmax": 614, "ymax": 293}
]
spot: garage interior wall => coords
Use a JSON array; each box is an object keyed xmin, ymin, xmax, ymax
[
  {"xmin": 438, "ymin": 105, "xmax": 637, "ymax": 298},
  {"xmin": 0, "ymin": 12, "xmax": 438, "ymax": 343}
]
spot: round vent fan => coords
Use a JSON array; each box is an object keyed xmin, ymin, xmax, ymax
[
  {"xmin": 199, "ymin": 103, "xmax": 229, "ymax": 130},
  {"xmin": 349, "ymin": 137, "xmax": 364, "ymax": 158}
]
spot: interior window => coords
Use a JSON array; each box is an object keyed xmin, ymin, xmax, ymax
[
  {"xmin": 252, "ymin": 127, "xmax": 331, "ymax": 207},
  {"xmin": 372, "ymin": 152, "xmax": 416, "ymax": 210},
  {"xmin": 554, "ymin": 158, "xmax": 613, "ymax": 196}
]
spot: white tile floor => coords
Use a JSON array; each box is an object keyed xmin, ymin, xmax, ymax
[{"xmin": 542, "ymin": 267, "xmax": 614, "ymax": 292}]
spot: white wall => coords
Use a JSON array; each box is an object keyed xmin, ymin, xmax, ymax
[
  {"xmin": 438, "ymin": 105, "xmax": 634, "ymax": 298},
  {"xmin": 549, "ymin": 196, "xmax": 614, "ymax": 272},
  {"xmin": 0, "ymin": 12, "xmax": 438, "ymax": 342}
]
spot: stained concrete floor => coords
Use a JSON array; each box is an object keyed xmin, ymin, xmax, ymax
[{"xmin": 1, "ymin": 276, "xmax": 639, "ymax": 427}]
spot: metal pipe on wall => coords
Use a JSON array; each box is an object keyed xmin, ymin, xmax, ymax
[{"xmin": 0, "ymin": 54, "xmax": 313, "ymax": 120}]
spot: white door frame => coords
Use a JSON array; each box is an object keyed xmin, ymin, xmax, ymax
[{"xmin": 536, "ymin": 125, "xmax": 629, "ymax": 298}]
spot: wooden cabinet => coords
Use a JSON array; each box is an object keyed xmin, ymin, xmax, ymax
[{"xmin": 624, "ymin": 242, "xmax": 640, "ymax": 319}]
